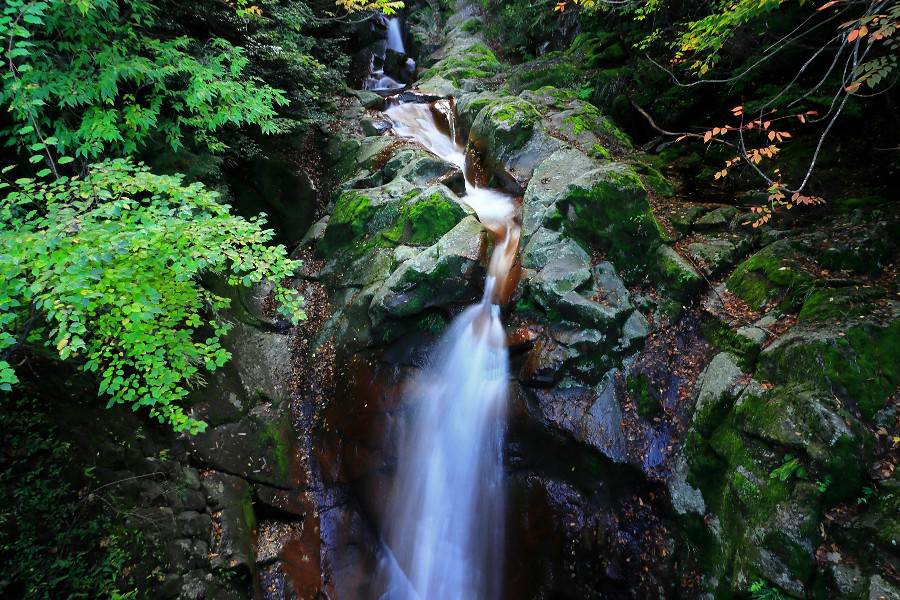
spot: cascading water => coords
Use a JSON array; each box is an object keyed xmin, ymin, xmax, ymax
[
  {"xmin": 386, "ymin": 17, "xmax": 405, "ymax": 53},
  {"xmin": 375, "ymin": 100, "xmax": 519, "ymax": 600},
  {"xmin": 365, "ymin": 17, "xmax": 416, "ymax": 91}
]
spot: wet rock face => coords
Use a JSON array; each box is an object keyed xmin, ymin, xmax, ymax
[{"xmin": 299, "ymin": 6, "xmax": 900, "ymax": 600}]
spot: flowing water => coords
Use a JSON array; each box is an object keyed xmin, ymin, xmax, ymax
[
  {"xmin": 365, "ymin": 18, "xmax": 415, "ymax": 91},
  {"xmin": 375, "ymin": 99, "xmax": 520, "ymax": 599},
  {"xmin": 386, "ymin": 17, "xmax": 405, "ymax": 53}
]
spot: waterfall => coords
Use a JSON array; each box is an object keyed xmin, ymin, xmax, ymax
[
  {"xmin": 365, "ymin": 17, "xmax": 413, "ymax": 91},
  {"xmin": 376, "ymin": 100, "xmax": 519, "ymax": 600},
  {"xmin": 386, "ymin": 17, "xmax": 405, "ymax": 53}
]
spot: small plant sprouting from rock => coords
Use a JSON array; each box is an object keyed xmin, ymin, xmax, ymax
[
  {"xmin": 769, "ymin": 454, "xmax": 806, "ymax": 482},
  {"xmin": 749, "ymin": 579, "xmax": 787, "ymax": 600}
]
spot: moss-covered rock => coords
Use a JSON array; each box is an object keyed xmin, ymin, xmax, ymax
[
  {"xmin": 469, "ymin": 95, "xmax": 542, "ymax": 158},
  {"xmin": 633, "ymin": 156, "xmax": 676, "ymax": 197},
  {"xmin": 468, "ymin": 94, "xmax": 565, "ymax": 187},
  {"xmin": 726, "ymin": 239, "xmax": 816, "ymax": 310},
  {"xmin": 370, "ymin": 216, "xmax": 486, "ymax": 324},
  {"xmin": 685, "ymin": 233, "xmax": 752, "ymax": 277},
  {"xmin": 420, "ymin": 42, "xmax": 502, "ymax": 86},
  {"xmin": 381, "ymin": 191, "xmax": 467, "ymax": 246},
  {"xmin": 759, "ymin": 319, "xmax": 900, "ymax": 420},
  {"xmin": 797, "ymin": 287, "xmax": 880, "ymax": 323},
  {"xmin": 505, "ymin": 58, "xmax": 586, "ymax": 94},
  {"xmin": 317, "ymin": 180, "xmax": 466, "ymax": 259},
  {"xmin": 653, "ymin": 245, "xmax": 703, "ymax": 300}
]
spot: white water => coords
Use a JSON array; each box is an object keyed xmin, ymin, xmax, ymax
[
  {"xmin": 376, "ymin": 100, "xmax": 519, "ymax": 599},
  {"xmin": 365, "ymin": 18, "xmax": 413, "ymax": 91},
  {"xmin": 386, "ymin": 17, "xmax": 405, "ymax": 53}
]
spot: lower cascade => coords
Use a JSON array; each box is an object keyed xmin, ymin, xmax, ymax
[{"xmin": 375, "ymin": 99, "xmax": 520, "ymax": 599}]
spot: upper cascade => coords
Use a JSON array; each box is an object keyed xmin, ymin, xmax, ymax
[{"xmin": 386, "ymin": 17, "xmax": 405, "ymax": 53}]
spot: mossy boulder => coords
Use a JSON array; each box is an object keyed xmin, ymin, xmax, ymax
[
  {"xmin": 813, "ymin": 218, "xmax": 898, "ymax": 275},
  {"xmin": 694, "ymin": 206, "xmax": 738, "ymax": 230},
  {"xmin": 633, "ymin": 157, "xmax": 676, "ymax": 197},
  {"xmin": 797, "ymin": 287, "xmax": 881, "ymax": 323},
  {"xmin": 679, "ymin": 392, "xmax": 825, "ymax": 597},
  {"xmin": 726, "ymin": 239, "xmax": 816, "ymax": 310},
  {"xmin": 759, "ymin": 319, "xmax": 900, "ymax": 420},
  {"xmin": 734, "ymin": 384, "xmax": 868, "ymax": 500},
  {"xmin": 522, "ymin": 148, "xmax": 664, "ymax": 280},
  {"xmin": 505, "ymin": 58, "xmax": 585, "ymax": 94},
  {"xmin": 468, "ymin": 94, "xmax": 565, "ymax": 187},
  {"xmin": 381, "ymin": 190, "xmax": 468, "ymax": 246},
  {"xmin": 549, "ymin": 99, "xmax": 634, "ymax": 151},
  {"xmin": 685, "ymin": 233, "xmax": 752, "ymax": 277},
  {"xmin": 369, "ymin": 216, "xmax": 486, "ymax": 324},
  {"xmin": 419, "ymin": 42, "xmax": 502, "ymax": 86},
  {"xmin": 317, "ymin": 180, "xmax": 466, "ymax": 259}
]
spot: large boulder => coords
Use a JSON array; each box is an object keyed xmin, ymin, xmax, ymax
[
  {"xmin": 317, "ymin": 180, "xmax": 467, "ymax": 260},
  {"xmin": 369, "ymin": 215, "xmax": 486, "ymax": 323},
  {"xmin": 526, "ymin": 369, "xmax": 628, "ymax": 463},
  {"xmin": 522, "ymin": 148, "xmax": 663, "ymax": 278},
  {"xmin": 468, "ymin": 95, "xmax": 564, "ymax": 189}
]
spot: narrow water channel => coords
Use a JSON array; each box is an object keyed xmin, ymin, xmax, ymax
[{"xmin": 373, "ymin": 99, "xmax": 520, "ymax": 599}]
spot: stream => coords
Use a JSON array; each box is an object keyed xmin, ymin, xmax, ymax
[{"xmin": 371, "ymin": 91, "xmax": 520, "ymax": 600}]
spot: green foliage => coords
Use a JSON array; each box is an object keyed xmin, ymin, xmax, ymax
[
  {"xmin": 334, "ymin": 0, "xmax": 404, "ymax": 14},
  {"xmin": 0, "ymin": 160, "xmax": 304, "ymax": 432},
  {"xmin": 769, "ymin": 454, "xmax": 806, "ymax": 482},
  {"xmin": 0, "ymin": 395, "xmax": 146, "ymax": 599},
  {"xmin": 0, "ymin": 0, "xmax": 292, "ymax": 161},
  {"xmin": 482, "ymin": 0, "xmax": 560, "ymax": 57},
  {"xmin": 749, "ymin": 578, "xmax": 787, "ymax": 600}
]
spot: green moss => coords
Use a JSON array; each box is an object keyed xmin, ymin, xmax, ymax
[
  {"xmin": 415, "ymin": 312, "xmax": 449, "ymax": 335},
  {"xmin": 558, "ymin": 166, "xmax": 661, "ymax": 281},
  {"xmin": 589, "ymin": 143, "xmax": 611, "ymax": 160},
  {"xmin": 257, "ymin": 422, "xmax": 290, "ymax": 482},
  {"xmin": 400, "ymin": 189, "xmax": 421, "ymax": 203},
  {"xmin": 540, "ymin": 86, "xmax": 577, "ymax": 107},
  {"xmin": 563, "ymin": 104, "xmax": 602, "ymax": 135},
  {"xmin": 627, "ymin": 373, "xmax": 658, "ymax": 419},
  {"xmin": 472, "ymin": 97, "xmax": 542, "ymax": 157},
  {"xmin": 492, "ymin": 98, "xmax": 541, "ymax": 124},
  {"xmin": 318, "ymin": 191, "xmax": 374, "ymax": 256},
  {"xmin": 726, "ymin": 239, "xmax": 814, "ymax": 310},
  {"xmin": 702, "ymin": 316, "xmax": 760, "ymax": 369},
  {"xmin": 420, "ymin": 43, "xmax": 502, "ymax": 85},
  {"xmin": 381, "ymin": 193, "xmax": 465, "ymax": 246},
  {"xmin": 832, "ymin": 195, "xmax": 886, "ymax": 214},
  {"xmin": 568, "ymin": 31, "xmax": 626, "ymax": 68},
  {"xmin": 242, "ymin": 492, "xmax": 257, "ymax": 530},
  {"xmin": 653, "ymin": 246, "xmax": 703, "ymax": 301},
  {"xmin": 634, "ymin": 158, "xmax": 676, "ymax": 197},
  {"xmin": 759, "ymin": 321, "xmax": 900, "ymax": 420},
  {"xmin": 460, "ymin": 17, "xmax": 482, "ymax": 34},
  {"xmin": 797, "ymin": 288, "xmax": 877, "ymax": 323},
  {"xmin": 559, "ymin": 103, "xmax": 633, "ymax": 149},
  {"xmin": 599, "ymin": 116, "xmax": 633, "ymax": 148},
  {"xmin": 506, "ymin": 61, "xmax": 585, "ymax": 92}
]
